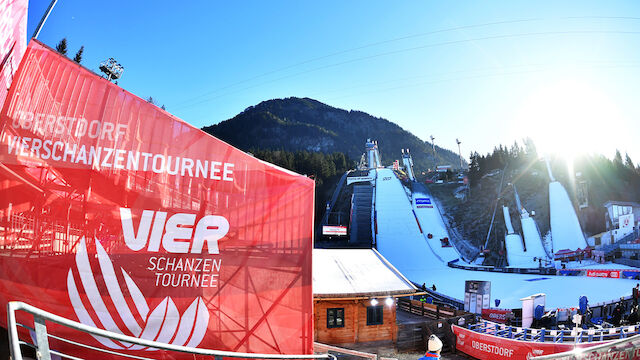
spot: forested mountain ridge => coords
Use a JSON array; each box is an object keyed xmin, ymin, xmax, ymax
[{"xmin": 202, "ymin": 97, "xmax": 463, "ymax": 171}]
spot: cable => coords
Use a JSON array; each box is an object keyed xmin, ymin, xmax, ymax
[
  {"xmin": 174, "ymin": 30, "xmax": 640, "ymax": 110},
  {"xmin": 174, "ymin": 15, "xmax": 640, "ymax": 108}
]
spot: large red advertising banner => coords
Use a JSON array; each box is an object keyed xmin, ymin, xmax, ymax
[
  {"xmin": 452, "ymin": 325, "xmax": 603, "ymax": 360},
  {"xmin": 0, "ymin": 0, "xmax": 28, "ymax": 107},
  {"xmin": 0, "ymin": 40, "xmax": 315, "ymax": 358}
]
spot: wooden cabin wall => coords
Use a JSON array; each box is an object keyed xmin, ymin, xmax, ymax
[{"xmin": 314, "ymin": 299, "xmax": 397, "ymax": 345}]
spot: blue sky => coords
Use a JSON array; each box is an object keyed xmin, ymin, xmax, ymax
[{"xmin": 28, "ymin": 1, "xmax": 640, "ymax": 162}]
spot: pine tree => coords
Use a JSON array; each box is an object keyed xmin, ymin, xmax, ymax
[
  {"xmin": 625, "ymin": 153, "xmax": 635, "ymax": 170},
  {"xmin": 73, "ymin": 46, "xmax": 84, "ymax": 63},
  {"xmin": 55, "ymin": 38, "xmax": 68, "ymax": 55},
  {"xmin": 614, "ymin": 150, "xmax": 623, "ymax": 166}
]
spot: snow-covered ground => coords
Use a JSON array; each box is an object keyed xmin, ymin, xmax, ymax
[
  {"xmin": 549, "ymin": 181, "xmax": 588, "ymax": 252},
  {"xmin": 374, "ymin": 169, "xmax": 636, "ymax": 309}
]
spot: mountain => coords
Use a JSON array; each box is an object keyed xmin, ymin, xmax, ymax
[{"xmin": 202, "ymin": 97, "xmax": 463, "ymax": 172}]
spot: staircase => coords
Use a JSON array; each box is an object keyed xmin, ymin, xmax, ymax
[{"xmin": 349, "ymin": 184, "xmax": 373, "ymax": 246}]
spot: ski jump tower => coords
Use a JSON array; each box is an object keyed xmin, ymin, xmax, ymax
[
  {"xmin": 366, "ymin": 139, "xmax": 382, "ymax": 169},
  {"xmin": 401, "ymin": 148, "xmax": 416, "ymax": 181}
]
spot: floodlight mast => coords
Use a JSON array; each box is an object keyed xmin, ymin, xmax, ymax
[
  {"xmin": 430, "ymin": 135, "xmax": 436, "ymax": 158},
  {"xmin": 99, "ymin": 58, "xmax": 124, "ymax": 81},
  {"xmin": 456, "ymin": 138, "xmax": 463, "ymax": 170}
]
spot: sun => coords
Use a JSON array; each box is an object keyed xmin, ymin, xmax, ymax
[{"xmin": 514, "ymin": 77, "xmax": 625, "ymax": 161}]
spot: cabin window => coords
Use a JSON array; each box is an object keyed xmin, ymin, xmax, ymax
[
  {"xmin": 366, "ymin": 305, "xmax": 384, "ymax": 325},
  {"xmin": 327, "ymin": 308, "xmax": 344, "ymax": 328}
]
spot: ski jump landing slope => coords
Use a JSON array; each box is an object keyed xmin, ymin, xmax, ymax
[
  {"xmin": 503, "ymin": 206, "xmax": 529, "ymax": 267},
  {"xmin": 521, "ymin": 214, "xmax": 550, "ymax": 261},
  {"xmin": 549, "ymin": 181, "xmax": 587, "ymax": 252},
  {"xmin": 375, "ymin": 168, "xmax": 443, "ymax": 273},
  {"xmin": 374, "ymin": 170, "xmax": 634, "ymax": 309},
  {"xmin": 411, "ymin": 182, "xmax": 459, "ymax": 263}
]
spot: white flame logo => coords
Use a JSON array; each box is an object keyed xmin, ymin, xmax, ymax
[{"xmin": 67, "ymin": 237, "xmax": 209, "ymax": 350}]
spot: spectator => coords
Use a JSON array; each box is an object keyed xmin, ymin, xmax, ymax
[
  {"xmin": 432, "ymin": 284, "xmax": 437, "ymax": 291},
  {"xmin": 419, "ymin": 335, "xmax": 443, "ymax": 360},
  {"xmin": 633, "ymin": 284, "xmax": 639, "ymax": 306},
  {"xmin": 612, "ymin": 301, "xmax": 624, "ymax": 327},
  {"xmin": 628, "ymin": 305, "xmax": 639, "ymax": 325}
]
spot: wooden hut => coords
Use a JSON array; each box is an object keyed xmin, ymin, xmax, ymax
[{"xmin": 313, "ymin": 248, "xmax": 418, "ymax": 347}]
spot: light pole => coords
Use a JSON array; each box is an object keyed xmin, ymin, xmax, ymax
[
  {"xmin": 32, "ymin": 0, "xmax": 59, "ymax": 39},
  {"xmin": 430, "ymin": 135, "xmax": 436, "ymax": 158},
  {"xmin": 99, "ymin": 58, "xmax": 124, "ymax": 82},
  {"xmin": 456, "ymin": 138, "xmax": 463, "ymax": 170}
]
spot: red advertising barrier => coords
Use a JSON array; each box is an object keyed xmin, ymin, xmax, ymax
[
  {"xmin": 0, "ymin": 0, "xmax": 28, "ymax": 106},
  {"xmin": 586, "ymin": 270, "xmax": 621, "ymax": 279},
  {"xmin": 481, "ymin": 308, "xmax": 512, "ymax": 324},
  {"xmin": 0, "ymin": 41, "xmax": 315, "ymax": 358},
  {"xmin": 452, "ymin": 325, "xmax": 601, "ymax": 360}
]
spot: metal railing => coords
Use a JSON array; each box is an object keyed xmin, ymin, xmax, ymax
[
  {"xmin": 7, "ymin": 301, "xmax": 336, "ymax": 360},
  {"xmin": 468, "ymin": 320, "xmax": 640, "ymax": 343}
]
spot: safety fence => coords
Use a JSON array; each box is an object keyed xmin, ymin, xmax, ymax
[
  {"xmin": 7, "ymin": 301, "xmax": 336, "ymax": 360},
  {"xmin": 468, "ymin": 319, "xmax": 640, "ymax": 343}
]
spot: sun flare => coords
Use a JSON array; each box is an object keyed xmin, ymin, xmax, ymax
[{"xmin": 515, "ymin": 77, "xmax": 625, "ymax": 161}]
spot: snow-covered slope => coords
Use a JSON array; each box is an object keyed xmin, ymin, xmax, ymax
[
  {"xmin": 412, "ymin": 184, "xmax": 459, "ymax": 263},
  {"xmin": 549, "ymin": 181, "xmax": 587, "ymax": 252},
  {"xmin": 374, "ymin": 169, "xmax": 634, "ymax": 309},
  {"xmin": 374, "ymin": 168, "xmax": 442, "ymax": 272},
  {"xmin": 521, "ymin": 215, "xmax": 550, "ymax": 261},
  {"xmin": 503, "ymin": 206, "xmax": 515, "ymax": 234}
]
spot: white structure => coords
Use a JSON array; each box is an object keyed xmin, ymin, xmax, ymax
[{"xmin": 520, "ymin": 293, "xmax": 546, "ymax": 328}]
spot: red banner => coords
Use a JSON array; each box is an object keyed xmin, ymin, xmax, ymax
[
  {"xmin": 452, "ymin": 325, "xmax": 601, "ymax": 360},
  {"xmin": 586, "ymin": 270, "xmax": 621, "ymax": 279},
  {"xmin": 481, "ymin": 308, "xmax": 512, "ymax": 324},
  {"xmin": 0, "ymin": 41, "xmax": 315, "ymax": 358},
  {"xmin": 0, "ymin": 0, "xmax": 28, "ymax": 106}
]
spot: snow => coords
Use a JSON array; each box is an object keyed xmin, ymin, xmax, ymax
[
  {"xmin": 503, "ymin": 206, "xmax": 515, "ymax": 234},
  {"xmin": 411, "ymin": 184, "xmax": 460, "ymax": 263},
  {"xmin": 505, "ymin": 233, "xmax": 532, "ymax": 267},
  {"xmin": 374, "ymin": 168, "xmax": 443, "ymax": 272},
  {"xmin": 374, "ymin": 169, "xmax": 637, "ymax": 309},
  {"xmin": 504, "ymin": 206, "xmax": 537, "ymax": 267},
  {"xmin": 521, "ymin": 215, "xmax": 550, "ymax": 261},
  {"xmin": 313, "ymin": 248, "xmax": 416, "ymax": 297},
  {"xmin": 549, "ymin": 181, "xmax": 587, "ymax": 252}
]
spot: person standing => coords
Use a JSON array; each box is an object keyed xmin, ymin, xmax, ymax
[
  {"xmin": 612, "ymin": 301, "xmax": 624, "ymax": 327},
  {"xmin": 419, "ymin": 335, "xmax": 443, "ymax": 360},
  {"xmin": 633, "ymin": 284, "xmax": 639, "ymax": 306}
]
